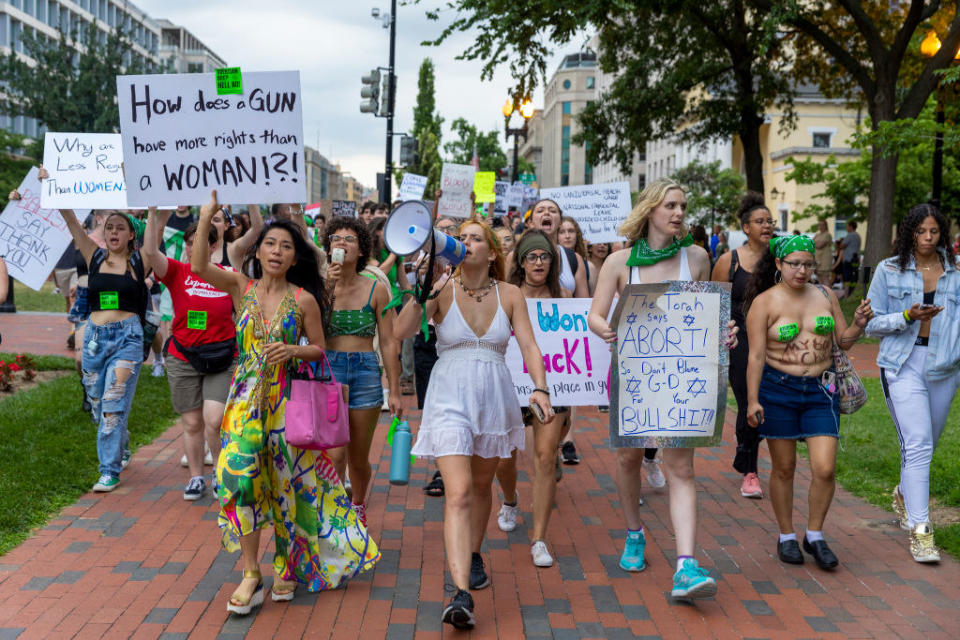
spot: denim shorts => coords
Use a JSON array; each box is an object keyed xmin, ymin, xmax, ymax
[
  {"xmin": 758, "ymin": 364, "xmax": 839, "ymax": 439},
  {"xmin": 325, "ymin": 350, "xmax": 383, "ymax": 410}
]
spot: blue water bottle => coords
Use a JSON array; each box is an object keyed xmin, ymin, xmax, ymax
[{"xmin": 389, "ymin": 420, "xmax": 413, "ymax": 486}]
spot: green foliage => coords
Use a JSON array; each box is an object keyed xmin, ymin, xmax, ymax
[
  {"xmin": 0, "ymin": 353, "xmax": 73, "ymax": 371},
  {"xmin": 417, "ymin": 129, "xmax": 443, "ymax": 196},
  {"xmin": 0, "ymin": 154, "xmax": 34, "ymax": 205},
  {"xmin": 669, "ymin": 160, "xmax": 746, "ymax": 227},
  {"xmin": 11, "ymin": 280, "xmax": 68, "ymax": 313},
  {"xmin": 0, "ymin": 22, "xmax": 154, "ymax": 134},
  {"xmin": 412, "ymin": 58, "xmax": 443, "ymax": 143},
  {"xmin": 443, "ymin": 118, "xmax": 508, "ymax": 173}
]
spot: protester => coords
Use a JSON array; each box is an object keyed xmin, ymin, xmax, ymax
[
  {"xmin": 191, "ymin": 191, "xmax": 378, "ymax": 614},
  {"xmin": 588, "ymin": 177, "xmax": 736, "ymax": 600},
  {"xmin": 715, "ymin": 232, "xmax": 729, "ymax": 257},
  {"xmin": 323, "ymin": 216, "xmax": 403, "ymax": 525},
  {"xmin": 52, "ymin": 243, "xmax": 78, "ymax": 347},
  {"xmin": 710, "ymin": 223, "xmax": 722, "ymax": 257},
  {"xmin": 711, "ymin": 192, "xmax": 774, "ymax": 499},
  {"xmin": 359, "ymin": 201, "xmax": 375, "ymax": 225},
  {"xmin": 587, "ymin": 241, "xmax": 610, "ymax": 275},
  {"xmin": 814, "ymin": 219, "xmax": 833, "ymax": 286},
  {"xmin": 865, "ymin": 203, "xmax": 959, "ymax": 563},
  {"xmin": 143, "ymin": 208, "xmax": 235, "ymax": 501},
  {"xmin": 839, "ymin": 221, "xmax": 861, "ymax": 298},
  {"xmin": 744, "ymin": 234, "xmax": 872, "ymax": 570},
  {"xmin": 395, "ymin": 218, "xmax": 552, "ymax": 630},
  {"xmin": 513, "ymin": 200, "xmax": 588, "ymax": 297},
  {"xmin": 372, "ymin": 203, "xmax": 389, "ymax": 221},
  {"xmin": 495, "ymin": 225, "xmax": 516, "ymax": 256}
]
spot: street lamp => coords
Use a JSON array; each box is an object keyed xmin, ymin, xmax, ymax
[
  {"xmin": 503, "ymin": 97, "xmax": 534, "ymax": 184},
  {"xmin": 920, "ymin": 30, "xmax": 960, "ymax": 209}
]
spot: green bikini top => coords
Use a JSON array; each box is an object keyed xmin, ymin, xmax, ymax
[
  {"xmin": 328, "ymin": 281, "xmax": 378, "ymax": 338},
  {"xmin": 775, "ymin": 316, "xmax": 835, "ymax": 342}
]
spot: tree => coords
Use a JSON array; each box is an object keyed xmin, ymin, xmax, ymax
[
  {"xmin": 0, "ymin": 22, "xmax": 154, "ymax": 134},
  {"xmin": 417, "ymin": 130, "xmax": 443, "ymax": 196},
  {"xmin": 0, "ymin": 132, "xmax": 35, "ymax": 198},
  {"xmin": 416, "ymin": 1, "xmax": 793, "ymax": 193},
  {"xmin": 670, "ymin": 160, "xmax": 747, "ymax": 228},
  {"xmin": 751, "ymin": 0, "xmax": 960, "ymax": 267},
  {"xmin": 412, "ymin": 58, "xmax": 444, "ymax": 143},
  {"xmin": 443, "ymin": 118, "xmax": 508, "ymax": 173}
]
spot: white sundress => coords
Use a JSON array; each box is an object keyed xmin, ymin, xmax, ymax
[{"xmin": 411, "ymin": 282, "xmax": 525, "ymax": 459}]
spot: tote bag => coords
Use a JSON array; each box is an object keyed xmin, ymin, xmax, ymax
[{"xmin": 285, "ymin": 353, "xmax": 350, "ymax": 450}]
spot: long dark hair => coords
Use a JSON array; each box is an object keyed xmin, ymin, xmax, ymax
[
  {"xmin": 894, "ymin": 203, "xmax": 953, "ymax": 271},
  {"xmin": 242, "ymin": 219, "xmax": 328, "ymax": 314},
  {"xmin": 742, "ymin": 246, "xmax": 780, "ymax": 317},
  {"xmin": 323, "ymin": 216, "xmax": 372, "ymax": 272},
  {"xmin": 509, "ymin": 229, "xmax": 563, "ymax": 297}
]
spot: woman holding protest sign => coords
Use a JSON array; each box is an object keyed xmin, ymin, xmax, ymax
[
  {"xmin": 191, "ymin": 191, "xmax": 378, "ymax": 615},
  {"xmin": 711, "ymin": 192, "xmax": 775, "ymax": 499},
  {"xmin": 143, "ymin": 208, "xmax": 236, "ymax": 501},
  {"xmin": 395, "ymin": 218, "xmax": 551, "ymax": 630},
  {"xmin": 744, "ymin": 235, "xmax": 871, "ymax": 569},
  {"xmin": 588, "ymin": 177, "xmax": 737, "ymax": 600}
]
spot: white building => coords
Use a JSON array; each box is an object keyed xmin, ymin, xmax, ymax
[
  {"xmin": 155, "ymin": 18, "xmax": 225, "ymax": 73},
  {"xmin": 644, "ymin": 137, "xmax": 732, "ymax": 184}
]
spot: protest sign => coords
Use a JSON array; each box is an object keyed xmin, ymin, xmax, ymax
[
  {"xmin": 40, "ymin": 133, "xmax": 127, "ymax": 209},
  {"xmin": 505, "ymin": 182, "xmax": 524, "ymax": 209},
  {"xmin": 505, "ymin": 298, "xmax": 611, "ymax": 406},
  {"xmin": 610, "ymin": 282, "xmax": 729, "ymax": 448},
  {"xmin": 521, "ymin": 185, "xmax": 540, "ymax": 214},
  {"xmin": 304, "ymin": 202, "xmax": 323, "ymax": 222},
  {"xmin": 332, "ymin": 200, "xmax": 357, "ymax": 218},
  {"xmin": 493, "ymin": 181, "xmax": 509, "ymax": 215},
  {"xmin": 437, "ymin": 163, "xmax": 475, "ymax": 218},
  {"xmin": 539, "ymin": 182, "xmax": 631, "ymax": 243},
  {"xmin": 0, "ymin": 168, "xmax": 89, "ymax": 291},
  {"xmin": 398, "ymin": 173, "xmax": 427, "ymax": 201},
  {"xmin": 473, "ymin": 171, "xmax": 496, "ymax": 203},
  {"xmin": 117, "ymin": 71, "xmax": 306, "ymax": 206}
]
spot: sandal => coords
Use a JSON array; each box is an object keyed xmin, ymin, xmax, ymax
[
  {"xmin": 227, "ymin": 569, "xmax": 264, "ymax": 615},
  {"xmin": 424, "ymin": 470, "xmax": 444, "ymax": 497},
  {"xmin": 271, "ymin": 576, "xmax": 297, "ymax": 602}
]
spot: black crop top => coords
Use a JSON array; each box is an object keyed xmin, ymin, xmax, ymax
[{"xmin": 87, "ymin": 249, "xmax": 147, "ymax": 315}]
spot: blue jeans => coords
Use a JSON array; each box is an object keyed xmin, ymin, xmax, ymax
[
  {"xmin": 82, "ymin": 316, "xmax": 143, "ymax": 477},
  {"xmin": 325, "ymin": 350, "xmax": 383, "ymax": 410},
  {"xmin": 758, "ymin": 364, "xmax": 839, "ymax": 440}
]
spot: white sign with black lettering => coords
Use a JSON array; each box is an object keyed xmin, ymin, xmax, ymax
[
  {"xmin": 40, "ymin": 133, "xmax": 128, "ymax": 209},
  {"xmin": 540, "ymin": 182, "xmax": 630, "ymax": 243}
]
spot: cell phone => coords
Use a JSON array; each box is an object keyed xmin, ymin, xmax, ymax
[
  {"xmin": 919, "ymin": 303, "xmax": 935, "ymax": 310},
  {"xmin": 530, "ymin": 402, "xmax": 546, "ymax": 422},
  {"xmin": 403, "ymin": 262, "xmax": 415, "ymax": 273},
  {"xmin": 331, "ymin": 248, "xmax": 345, "ymax": 264}
]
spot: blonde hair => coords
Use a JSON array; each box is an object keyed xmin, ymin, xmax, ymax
[
  {"xmin": 618, "ymin": 177, "xmax": 688, "ymax": 243},
  {"xmin": 454, "ymin": 220, "xmax": 506, "ymax": 281}
]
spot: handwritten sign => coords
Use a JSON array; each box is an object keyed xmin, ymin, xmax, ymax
[
  {"xmin": 610, "ymin": 282, "xmax": 729, "ymax": 448},
  {"xmin": 398, "ymin": 173, "xmax": 427, "ymax": 201},
  {"xmin": 505, "ymin": 182, "xmax": 524, "ymax": 209},
  {"xmin": 40, "ymin": 133, "xmax": 128, "ymax": 209},
  {"xmin": 521, "ymin": 185, "xmax": 540, "ymax": 214},
  {"xmin": 540, "ymin": 182, "xmax": 630, "ymax": 243},
  {"xmin": 473, "ymin": 171, "xmax": 496, "ymax": 203},
  {"xmin": 332, "ymin": 200, "xmax": 356, "ymax": 218},
  {"xmin": 438, "ymin": 163, "xmax": 475, "ymax": 218},
  {"xmin": 117, "ymin": 70, "xmax": 306, "ymax": 206},
  {"xmin": 505, "ymin": 298, "xmax": 611, "ymax": 406},
  {"xmin": 0, "ymin": 168, "xmax": 88, "ymax": 291},
  {"xmin": 494, "ymin": 181, "xmax": 509, "ymax": 215}
]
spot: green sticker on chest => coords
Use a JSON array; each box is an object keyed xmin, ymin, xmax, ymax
[
  {"xmin": 777, "ymin": 323, "xmax": 799, "ymax": 342},
  {"xmin": 99, "ymin": 291, "xmax": 119, "ymax": 310},
  {"xmin": 814, "ymin": 315, "xmax": 835, "ymax": 335},
  {"xmin": 187, "ymin": 310, "xmax": 208, "ymax": 330}
]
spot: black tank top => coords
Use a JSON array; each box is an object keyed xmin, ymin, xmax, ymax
[
  {"xmin": 729, "ymin": 249, "xmax": 752, "ymax": 327},
  {"xmin": 87, "ymin": 249, "xmax": 146, "ymax": 315}
]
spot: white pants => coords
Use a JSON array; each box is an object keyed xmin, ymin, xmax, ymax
[{"xmin": 881, "ymin": 346, "xmax": 960, "ymax": 526}]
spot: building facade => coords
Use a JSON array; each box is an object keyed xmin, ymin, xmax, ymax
[{"xmin": 155, "ymin": 18, "xmax": 225, "ymax": 73}]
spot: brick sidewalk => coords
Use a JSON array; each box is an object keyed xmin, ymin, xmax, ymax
[
  {"xmin": 0, "ymin": 312, "xmax": 74, "ymax": 357},
  {"xmin": 1, "ymin": 392, "xmax": 958, "ymax": 639}
]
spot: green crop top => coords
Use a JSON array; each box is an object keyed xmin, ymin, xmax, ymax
[
  {"xmin": 775, "ymin": 316, "xmax": 834, "ymax": 342},
  {"xmin": 328, "ymin": 281, "xmax": 378, "ymax": 338}
]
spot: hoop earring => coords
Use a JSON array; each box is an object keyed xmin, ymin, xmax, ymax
[{"xmin": 774, "ymin": 271, "xmax": 782, "ymax": 284}]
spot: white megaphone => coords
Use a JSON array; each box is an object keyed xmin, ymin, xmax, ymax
[{"xmin": 383, "ymin": 200, "xmax": 466, "ymax": 265}]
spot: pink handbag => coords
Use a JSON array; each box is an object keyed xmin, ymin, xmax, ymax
[{"xmin": 285, "ymin": 354, "xmax": 350, "ymax": 450}]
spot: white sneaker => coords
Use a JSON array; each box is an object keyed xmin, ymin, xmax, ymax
[
  {"xmin": 204, "ymin": 443, "xmax": 213, "ymax": 466},
  {"xmin": 497, "ymin": 503, "xmax": 519, "ymax": 532},
  {"xmin": 382, "ymin": 388, "xmax": 389, "ymax": 411},
  {"xmin": 180, "ymin": 454, "xmax": 188, "ymax": 467},
  {"xmin": 643, "ymin": 457, "xmax": 666, "ymax": 489},
  {"xmin": 531, "ymin": 541, "xmax": 554, "ymax": 567},
  {"xmin": 151, "ymin": 360, "xmax": 165, "ymax": 377}
]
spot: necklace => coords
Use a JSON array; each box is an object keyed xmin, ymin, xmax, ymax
[
  {"xmin": 458, "ymin": 276, "xmax": 495, "ymax": 303},
  {"xmin": 916, "ymin": 256, "xmax": 941, "ymax": 271}
]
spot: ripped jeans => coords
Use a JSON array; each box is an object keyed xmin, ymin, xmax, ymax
[{"xmin": 82, "ymin": 316, "xmax": 143, "ymax": 478}]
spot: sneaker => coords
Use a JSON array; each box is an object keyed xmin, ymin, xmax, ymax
[
  {"xmin": 531, "ymin": 541, "xmax": 554, "ymax": 567},
  {"xmin": 643, "ymin": 457, "xmax": 666, "ymax": 489},
  {"xmin": 740, "ymin": 473, "xmax": 762, "ymax": 499},
  {"xmin": 892, "ymin": 486, "xmax": 910, "ymax": 531},
  {"xmin": 441, "ymin": 588, "xmax": 475, "ymax": 630},
  {"xmin": 638, "ymin": 495, "xmax": 645, "ymax": 506},
  {"xmin": 469, "ymin": 552, "xmax": 489, "ymax": 590},
  {"xmin": 381, "ymin": 389, "xmax": 389, "ymax": 411},
  {"xmin": 497, "ymin": 502, "xmax": 519, "ymax": 532},
  {"xmin": 352, "ymin": 502, "xmax": 367, "ymax": 528},
  {"xmin": 151, "ymin": 360, "xmax": 165, "ymax": 377},
  {"xmin": 180, "ymin": 454, "xmax": 189, "ymax": 467},
  {"xmin": 204, "ymin": 445, "xmax": 214, "ymax": 466},
  {"xmin": 560, "ymin": 441, "xmax": 580, "ymax": 465},
  {"xmin": 92, "ymin": 475, "xmax": 119, "ymax": 492},
  {"xmin": 400, "ymin": 378, "xmax": 415, "ymax": 395},
  {"xmin": 619, "ymin": 530, "xmax": 646, "ymax": 572},
  {"xmin": 671, "ymin": 558, "xmax": 717, "ymax": 600},
  {"xmin": 909, "ymin": 523, "xmax": 940, "ymax": 563},
  {"xmin": 598, "ymin": 405, "xmax": 609, "ymax": 413},
  {"xmin": 121, "ymin": 451, "xmax": 131, "ymax": 470},
  {"xmin": 183, "ymin": 476, "xmax": 206, "ymax": 501},
  {"xmin": 66, "ymin": 331, "xmax": 75, "ymax": 350}
]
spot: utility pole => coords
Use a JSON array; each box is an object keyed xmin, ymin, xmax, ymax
[{"xmin": 383, "ymin": 0, "xmax": 397, "ymax": 205}]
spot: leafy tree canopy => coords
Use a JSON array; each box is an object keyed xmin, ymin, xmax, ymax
[
  {"xmin": 443, "ymin": 118, "xmax": 508, "ymax": 173},
  {"xmin": 669, "ymin": 160, "xmax": 746, "ymax": 228}
]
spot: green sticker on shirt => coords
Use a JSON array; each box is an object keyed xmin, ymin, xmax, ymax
[
  {"xmin": 187, "ymin": 310, "xmax": 208, "ymax": 330},
  {"xmin": 99, "ymin": 291, "xmax": 119, "ymax": 310}
]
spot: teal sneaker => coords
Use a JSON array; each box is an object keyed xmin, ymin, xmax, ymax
[
  {"xmin": 619, "ymin": 530, "xmax": 646, "ymax": 572},
  {"xmin": 671, "ymin": 558, "xmax": 717, "ymax": 600},
  {"xmin": 92, "ymin": 475, "xmax": 120, "ymax": 492}
]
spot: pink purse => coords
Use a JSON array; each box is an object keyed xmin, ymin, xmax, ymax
[{"xmin": 285, "ymin": 354, "xmax": 350, "ymax": 450}]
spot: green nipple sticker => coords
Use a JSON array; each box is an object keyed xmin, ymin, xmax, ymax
[
  {"xmin": 814, "ymin": 316, "xmax": 834, "ymax": 336},
  {"xmin": 778, "ymin": 323, "xmax": 799, "ymax": 342}
]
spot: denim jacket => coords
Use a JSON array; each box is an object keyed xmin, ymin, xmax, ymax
[{"xmin": 865, "ymin": 250, "xmax": 960, "ymax": 379}]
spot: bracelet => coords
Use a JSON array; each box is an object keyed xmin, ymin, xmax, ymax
[
  {"xmin": 903, "ymin": 309, "xmax": 914, "ymax": 324},
  {"xmin": 532, "ymin": 387, "xmax": 550, "ymax": 396}
]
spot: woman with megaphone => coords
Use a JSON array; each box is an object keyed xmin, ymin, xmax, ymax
[{"xmin": 395, "ymin": 216, "xmax": 552, "ymax": 631}]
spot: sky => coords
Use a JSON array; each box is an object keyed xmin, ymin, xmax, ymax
[{"xmin": 135, "ymin": 0, "xmax": 576, "ymax": 190}]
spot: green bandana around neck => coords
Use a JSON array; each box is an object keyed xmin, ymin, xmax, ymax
[
  {"xmin": 626, "ymin": 233, "xmax": 694, "ymax": 267},
  {"xmin": 769, "ymin": 234, "xmax": 815, "ymax": 259}
]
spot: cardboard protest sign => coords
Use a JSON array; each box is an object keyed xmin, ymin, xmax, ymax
[
  {"xmin": 40, "ymin": 133, "xmax": 127, "ymax": 209},
  {"xmin": 0, "ymin": 168, "xmax": 89, "ymax": 291},
  {"xmin": 521, "ymin": 185, "xmax": 540, "ymax": 214},
  {"xmin": 494, "ymin": 181, "xmax": 509, "ymax": 215},
  {"xmin": 438, "ymin": 163, "xmax": 475, "ymax": 218},
  {"xmin": 610, "ymin": 282, "xmax": 729, "ymax": 448},
  {"xmin": 506, "ymin": 182, "xmax": 524, "ymax": 209},
  {"xmin": 332, "ymin": 200, "xmax": 357, "ymax": 218},
  {"xmin": 398, "ymin": 173, "xmax": 427, "ymax": 201},
  {"xmin": 473, "ymin": 171, "xmax": 496, "ymax": 204},
  {"xmin": 117, "ymin": 71, "xmax": 306, "ymax": 206},
  {"xmin": 304, "ymin": 202, "xmax": 323, "ymax": 222},
  {"xmin": 506, "ymin": 298, "xmax": 612, "ymax": 406},
  {"xmin": 539, "ymin": 182, "xmax": 630, "ymax": 243}
]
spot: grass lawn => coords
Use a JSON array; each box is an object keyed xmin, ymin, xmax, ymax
[
  {"xmin": 0, "ymin": 360, "xmax": 177, "ymax": 555},
  {"xmin": 12, "ymin": 280, "xmax": 69, "ymax": 313}
]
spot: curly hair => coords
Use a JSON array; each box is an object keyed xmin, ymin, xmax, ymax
[
  {"xmin": 893, "ymin": 203, "xmax": 953, "ymax": 271},
  {"xmin": 618, "ymin": 177, "xmax": 688, "ymax": 244},
  {"xmin": 737, "ymin": 191, "xmax": 769, "ymax": 228},
  {"xmin": 560, "ymin": 216, "xmax": 588, "ymax": 261},
  {"xmin": 241, "ymin": 219, "xmax": 329, "ymax": 315},
  {"xmin": 508, "ymin": 229, "xmax": 563, "ymax": 297},
  {"xmin": 323, "ymin": 216, "xmax": 372, "ymax": 273}
]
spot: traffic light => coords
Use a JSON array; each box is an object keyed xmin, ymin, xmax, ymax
[
  {"xmin": 360, "ymin": 69, "xmax": 381, "ymax": 115},
  {"xmin": 399, "ymin": 134, "xmax": 417, "ymax": 166}
]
